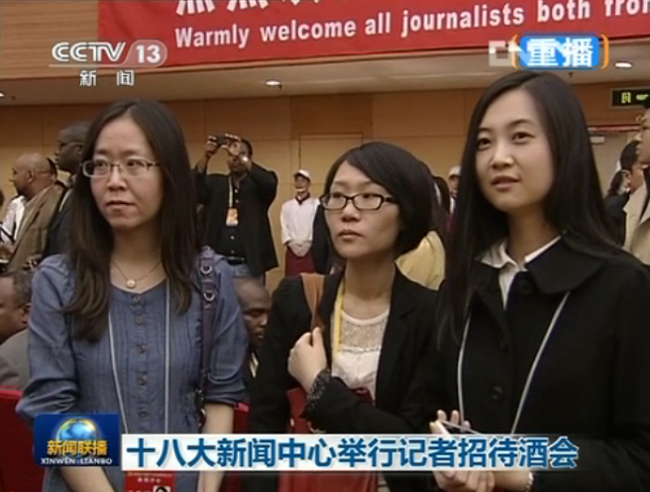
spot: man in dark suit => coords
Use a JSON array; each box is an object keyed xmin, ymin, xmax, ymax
[
  {"xmin": 0, "ymin": 270, "xmax": 33, "ymax": 389},
  {"xmin": 43, "ymin": 121, "xmax": 90, "ymax": 258},
  {"xmin": 234, "ymin": 277, "xmax": 271, "ymax": 400},
  {"xmin": 194, "ymin": 135, "xmax": 278, "ymax": 282}
]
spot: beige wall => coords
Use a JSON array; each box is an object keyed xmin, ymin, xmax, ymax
[{"xmin": 0, "ymin": 83, "xmax": 644, "ymax": 290}]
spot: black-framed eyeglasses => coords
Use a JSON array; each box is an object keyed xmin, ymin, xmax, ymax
[
  {"xmin": 319, "ymin": 192, "xmax": 398, "ymax": 211},
  {"xmin": 81, "ymin": 158, "xmax": 160, "ymax": 178}
]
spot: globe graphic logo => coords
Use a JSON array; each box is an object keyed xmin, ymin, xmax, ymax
[{"xmin": 55, "ymin": 419, "xmax": 99, "ymax": 455}]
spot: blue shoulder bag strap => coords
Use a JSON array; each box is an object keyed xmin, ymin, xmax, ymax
[{"xmin": 197, "ymin": 248, "xmax": 221, "ymax": 428}]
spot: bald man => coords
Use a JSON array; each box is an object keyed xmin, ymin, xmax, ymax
[
  {"xmin": 4, "ymin": 153, "xmax": 64, "ymax": 272},
  {"xmin": 234, "ymin": 278, "xmax": 271, "ymax": 397}
]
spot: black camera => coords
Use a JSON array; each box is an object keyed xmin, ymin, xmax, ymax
[{"xmin": 210, "ymin": 134, "xmax": 234, "ymax": 147}]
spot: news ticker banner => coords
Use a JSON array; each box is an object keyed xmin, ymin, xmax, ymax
[
  {"xmin": 34, "ymin": 414, "xmax": 580, "ymax": 471},
  {"xmin": 96, "ymin": 0, "xmax": 650, "ymax": 68}
]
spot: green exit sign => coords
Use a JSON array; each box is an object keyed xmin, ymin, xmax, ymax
[{"xmin": 611, "ymin": 88, "xmax": 650, "ymax": 108}]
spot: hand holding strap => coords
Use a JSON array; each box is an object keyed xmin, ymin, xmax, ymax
[{"xmin": 299, "ymin": 273, "xmax": 325, "ymax": 331}]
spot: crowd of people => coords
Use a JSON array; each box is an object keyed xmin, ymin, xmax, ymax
[{"xmin": 0, "ymin": 70, "xmax": 649, "ymax": 492}]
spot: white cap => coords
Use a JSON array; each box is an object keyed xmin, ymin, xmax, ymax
[
  {"xmin": 448, "ymin": 166, "xmax": 461, "ymax": 178},
  {"xmin": 294, "ymin": 169, "xmax": 311, "ymax": 181}
]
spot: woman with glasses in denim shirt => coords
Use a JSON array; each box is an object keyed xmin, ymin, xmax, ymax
[
  {"xmin": 246, "ymin": 142, "xmax": 441, "ymax": 492},
  {"xmin": 17, "ymin": 100, "xmax": 248, "ymax": 492}
]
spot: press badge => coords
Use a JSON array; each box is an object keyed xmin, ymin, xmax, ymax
[
  {"xmin": 226, "ymin": 207, "xmax": 239, "ymax": 226},
  {"xmin": 125, "ymin": 471, "xmax": 175, "ymax": 492}
]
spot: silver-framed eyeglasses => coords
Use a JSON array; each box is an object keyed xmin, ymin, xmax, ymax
[
  {"xmin": 320, "ymin": 192, "xmax": 398, "ymax": 211},
  {"xmin": 82, "ymin": 158, "xmax": 160, "ymax": 178}
]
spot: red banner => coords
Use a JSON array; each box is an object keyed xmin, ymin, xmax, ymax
[{"xmin": 98, "ymin": 0, "xmax": 650, "ymax": 68}]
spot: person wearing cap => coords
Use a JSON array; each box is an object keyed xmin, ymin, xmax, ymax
[
  {"xmin": 623, "ymin": 97, "xmax": 650, "ymax": 265},
  {"xmin": 280, "ymin": 169, "xmax": 319, "ymax": 276},
  {"xmin": 447, "ymin": 166, "xmax": 460, "ymax": 213}
]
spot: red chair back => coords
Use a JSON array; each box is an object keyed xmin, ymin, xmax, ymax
[{"xmin": 0, "ymin": 387, "xmax": 44, "ymax": 492}]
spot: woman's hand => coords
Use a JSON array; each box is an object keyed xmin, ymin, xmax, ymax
[
  {"xmin": 430, "ymin": 410, "xmax": 495, "ymax": 492},
  {"xmin": 287, "ymin": 327, "xmax": 328, "ymax": 391}
]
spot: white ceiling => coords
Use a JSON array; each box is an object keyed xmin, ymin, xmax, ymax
[{"xmin": 1, "ymin": 40, "xmax": 649, "ymax": 105}]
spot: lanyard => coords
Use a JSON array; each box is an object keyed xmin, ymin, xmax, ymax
[
  {"xmin": 108, "ymin": 282, "xmax": 171, "ymax": 434},
  {"xmin": 456, "ymin": 291, "xmax": 570, "ymax": 434},
  {"xmin": 331, "ymin": 283, "xmax": 344, "ymax": 354}
]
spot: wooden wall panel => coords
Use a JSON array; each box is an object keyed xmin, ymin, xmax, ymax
[
  {"xmin": 290, "ymin": 95, "xmax": 372, "ymax": 138},
  {"xmin": 205, "ymin": 98, "xmax": 293, "ymax": 141},
  {"xmin": 373, "ymin": 91, "xmax": 466, "ymax": 138},
  {"xmin": 42, "ymin": 105, "xmax": 105, "ymax": 144},
  {"xmin": 374, "ymin": 136, "xmax": 466, "ymax": 174},
  {"xmin": 298, "ymin": 135, "xmax": 364, "ymax": 185},
  {"xmin": 0, "ymin": 84, "xmax": 644, "ymax": 291},
  {"xmin": 0, "ymin": 0, "xmax": 99, "ymax": 80},
  {"xmin": 164, "ymin": 101, "xmax": 207, "ymax": 144},
  {"xmin": 0, "ymin": 107, "xmax": 45, "ymax": 147}
]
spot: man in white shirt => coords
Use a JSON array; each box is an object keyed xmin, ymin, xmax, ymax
[
  {"xmin": 1, "ymin": 196, "xmax": 25, "ymax": 243},
  {"xmin": 280, "ymin": 170, "xmax": 319, "ymax": 276}
]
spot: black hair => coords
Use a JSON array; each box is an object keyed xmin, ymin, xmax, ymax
[
  {"xmin": 241, "ymin": 138, "xmax": 253, "ymax": 158},
  {"xmin": 606, "ymin": 170, "xmax": 625, "ymax": 198},
  {"xmin": 0, "ymin": 270, "xmax": 33, "ymax": 306},
  {"xmin": 66, "ymin": 99, "xmax": 201, "ymax": 342},
  {"xmin": 438, "ymin": 71, "xmax": 619, "ymax": 344},
  {"xmin": 61, "ymin": 121, "xmax": 91, "ymax": 143},
  {"xmin": 0, "ymin": 188, "xmax": 4, "ymax": 210},
  {"xmin": 323, "ymin": 141, "xmax": 433, "ymax": 256},
  {"xmin": 619, "ymin": 140, "xmax": 640, "ymax": 171}
]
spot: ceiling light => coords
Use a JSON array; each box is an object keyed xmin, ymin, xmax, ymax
[
  {"xmin": 614, "ymin": 61, "xmax": 633, "ymax": 69},
  {"xmin": 0, "ymin": 92, "xmax": 4, "ymax": 98},
  {"xmin": 265, "ymin": 79, "xmax": 282, "ymax": 87}
]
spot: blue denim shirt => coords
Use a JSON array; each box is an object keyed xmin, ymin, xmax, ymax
[{"xmin": 17, "ymin": 250, "xmax": 248, "ymax": 492}]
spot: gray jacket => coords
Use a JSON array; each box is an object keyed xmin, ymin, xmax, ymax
[{"xmin": 0, "ymin": 329, "xmax": 29, "ymax": 389}]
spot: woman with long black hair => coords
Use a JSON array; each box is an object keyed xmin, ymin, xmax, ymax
[
  {"xmin": 429, "ymin": 72, "xmax": 650, "ymax": 491},
  {"xmin": 17, "ymin": 100, "xmax": 248, "ymax": 492}
]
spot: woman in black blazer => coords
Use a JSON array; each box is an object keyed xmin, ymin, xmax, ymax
[
  {"xmin": 247, "ymin": 142, "xmax": 441, "ymax": 492},
  {"xmin": 430, "ymin": 72, "xmax": 650, "ymax": 491}
]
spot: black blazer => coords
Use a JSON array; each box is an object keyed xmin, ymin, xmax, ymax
[
  {"xmin": 246, "ymin": 269, "xmax": 438, "ymax": 492},
  {"xmin": 194, "ymin": 164, "xmax": 279, "ymax": 277},
  {"xmin": 428, "ymin": 239, "xmax": 650, "ymax": 491},
  {"xmin": 43, "ymin": 187, "xmax": 72, "ymax": 258},
  {"xmin": 604, "ymin": 193, "xmax": 629, "ymax": 246}
]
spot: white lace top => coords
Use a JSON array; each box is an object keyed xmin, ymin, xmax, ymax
[{"xmin": 331, "ymin": 308, "xmax": 390, "ymax": 492}]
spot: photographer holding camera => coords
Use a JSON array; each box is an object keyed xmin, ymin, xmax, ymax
[{"xmin": 194, "ymin": 134, "xmax": 278, "ymax": 283}]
